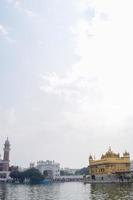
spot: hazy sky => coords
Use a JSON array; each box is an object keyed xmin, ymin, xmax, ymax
[{"xmin": 0, "ymin": 0, "xmax": 133, "ymax": 168}]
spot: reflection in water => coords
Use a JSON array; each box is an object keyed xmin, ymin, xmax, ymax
[
  {"xmin": 90, "ymin": 183, "xmax": 133, "ymax": 200},
  {"xmin": 0, "ymin": 182, "xmax": 133, "ymax": 200},
  {"xmin": 0, "ymin": 184, "xmax": 7, "ymax": 200}
]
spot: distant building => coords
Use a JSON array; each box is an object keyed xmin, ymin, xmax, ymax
[
  {"xmin": 61, "ymin": 168, "xmax": 78, "ymax": 175},
  {"xmin": 89, "ymin": 147, "xmax": 130, "ymax": 177},
  {"xmin": 36, "ymin": 160, "xmax": 60, "ymax": 179},
  {"xmin": 0, "ymin": 138, "xmax": 10, "ymax": 181}
]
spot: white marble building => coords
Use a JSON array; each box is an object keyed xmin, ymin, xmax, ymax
[{"xmin": 36, "ymin": 160, "xmax": 60, "ymax": 179}]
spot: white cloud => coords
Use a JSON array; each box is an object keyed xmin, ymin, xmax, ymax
[
  {"xmin": 7, "ymin": 0, "xmax": 37, "ymax": 18},
  {"xmin": 0, "ymin": 24, "xmax": 15, "ymax": 43},
  {"xmin": 2, "ymin": 0, "xmax": 133, "ymax": 167},
  {"xmin": 7, "ymin": 0, "xmax": 21, "ymax": 7},
  {"xmin": 40, "ymin": 0, "xmax": 133, "ymax": 148},
  {"xmin": 0, "ymin": 24, "xmax": 8, "ymax": 36},
  {"xmin": 72, "ymin": 0, "xmax": 133, "ymax": 119},
  {"xmin": 40, "ymin": 72, "xmax": 100, "ymax": 104},
  {"xmin": 24, "ymin": 9, "xmax": 37, "ymax": 18}
]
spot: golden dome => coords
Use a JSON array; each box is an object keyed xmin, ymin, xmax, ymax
[{"xmin": 89, "ymin": 155, "xmax": 93, "ymax": 160}]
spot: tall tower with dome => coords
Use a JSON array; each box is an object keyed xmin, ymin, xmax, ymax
[
  {"xmin": 0, "ymin": 138, "xmax": 11, "ymax": 181},
  {"xmin": 3, "ymin": 138, "xmax": 10, "ymax": 171}
]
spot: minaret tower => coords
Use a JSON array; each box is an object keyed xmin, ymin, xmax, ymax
[{"xmin": 3, "ymin": 138, "xmax": 10, "ymax": 171}]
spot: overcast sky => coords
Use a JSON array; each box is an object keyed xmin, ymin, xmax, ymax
[{"xmin": 0, "ymin": 0, "xmax": 133, "ymax": 168}]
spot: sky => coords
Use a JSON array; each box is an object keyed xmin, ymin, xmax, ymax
[{"xmin": 0, "ymin": 0, "xmax": 133, "ymax": 168}]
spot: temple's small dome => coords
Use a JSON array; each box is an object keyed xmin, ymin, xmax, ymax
[{"xmin": 123, "ymin": 150, "xmax": 129, "ymax": 156}]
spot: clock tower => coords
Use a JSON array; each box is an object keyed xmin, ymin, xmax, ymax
[{"xmin": 3, "ymin": 138, "xmax": 10, "ymax": 171}]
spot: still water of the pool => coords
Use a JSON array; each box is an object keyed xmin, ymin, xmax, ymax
[{"xmin": 0, "ymin": 182, "xmax": 133, "ymax": 200}]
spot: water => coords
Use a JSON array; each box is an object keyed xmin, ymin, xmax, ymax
[{"xmin": 0, "ymin": 182, "xmax": 133, "ymax": 200}]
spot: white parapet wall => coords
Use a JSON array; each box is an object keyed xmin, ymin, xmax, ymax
[{"xmin": 55, "ymin": 175, "xmax": 83, "ymax": 181}]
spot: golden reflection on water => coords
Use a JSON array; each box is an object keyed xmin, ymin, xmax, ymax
[{"xmin": 90, "ymin": 183, "xmax": 133, "ymax": 200}]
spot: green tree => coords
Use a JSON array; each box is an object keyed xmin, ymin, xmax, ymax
[
  {"xmin": 10, "ymin": 170, "xmax": 21, "ymax": 181},
  {"xmin": 10, "ymin": 168, "xmax": 44, "ymax": 184},
  {"xmin": 23, "ymin": 168, "xmax": 44, "ymax": 184},
  {"xmin": 10, "ymin": 170, "xmax": 25, "ymax": 183},
  {"xmin": 43, "ymin": 170, "xmax": 48, "ymax": 178},
  {"xmin": 75, "ymin": 167, "xmax": 89, "ymax": 175}
]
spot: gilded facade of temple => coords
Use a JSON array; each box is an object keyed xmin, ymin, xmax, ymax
[{"xmin": 89, "ymin": 147, "xmax": 130, "ymax": 175}]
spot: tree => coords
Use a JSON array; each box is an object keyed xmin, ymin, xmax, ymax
[
  {"xmin": 75, "ymin": 167, "xmax": 89, "ymax": 175},
  {"xmin": 10, "ymin": 168, "xmax": 44, "ymax": 184},
  {"xmin": 10, "ymin": 170, "xmax": 21, "ymax": 181},
  {"xmin": 23, "ymin": 168, "xmax": 44, "ymax": 184},
  {"xmin": 10, "ymin": 170, "xmax": 25, "ymax": 183},
  {"xmin": 43, "ymin": 170, "xmax": 48, "ymax": 178}
]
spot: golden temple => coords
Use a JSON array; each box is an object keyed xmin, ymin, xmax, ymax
[{"xmin": 89, "ymin": 147, "xmax": 130, "ymax": 176}]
